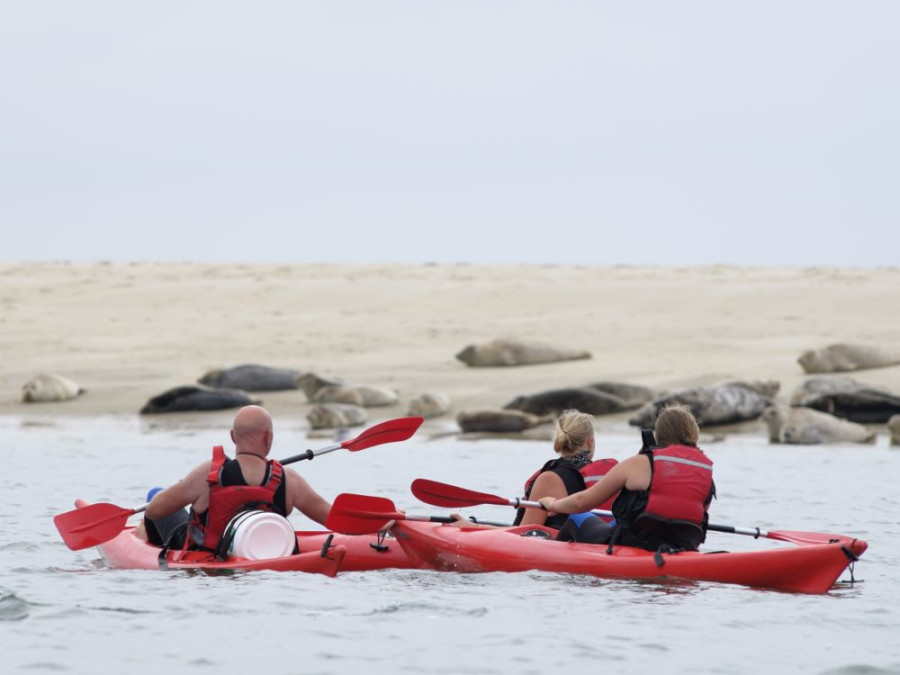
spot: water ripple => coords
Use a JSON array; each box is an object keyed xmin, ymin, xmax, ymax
[
  {"xmin": 367, "ymin": 601, "xmax": 489, "ymax": 617},
  {"xmin": 820, "ymin": 666, "xmax": 900, "ymax": 675},
  {"xmin": 0, "ymin": 591, "xmax": 33, "ymax": 621}
]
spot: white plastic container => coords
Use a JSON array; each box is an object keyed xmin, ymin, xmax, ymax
[{"xmin": 226, "ymin": 511, "xmax": 295, "ymax": 560}]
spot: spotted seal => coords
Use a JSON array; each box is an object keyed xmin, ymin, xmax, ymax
[
  {"xmin": 628, "ymin": 381, "xmax": 778, "ymax": 428},
  {"xmin": 456, "ymin": 339, "xmax": 591, "ymax": 368}
]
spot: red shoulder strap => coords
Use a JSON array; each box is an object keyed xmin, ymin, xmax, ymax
[
  {"xmin": 206, "ymin": 446, "xmax": 226, "ymax": 484},
  {"xmin": 266, "ymin": 460, "xmax": 284, "ymax": 488}
]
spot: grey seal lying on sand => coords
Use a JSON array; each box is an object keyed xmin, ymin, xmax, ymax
[
  {"xmin": 790, "ymin": 376, "xmax": 900, "ymax": 424},
  {"xmin": 504, "ymin": 388, "xmax": 632, "ymax": 417},
  {"xmin": 140, "ymin": 385, "xmax": 260, "ymax": 414},
  {"xmin": 456, "ymin": 338, "xmax": 591, "ymax": 367},
  {"xmin": 582, "ymin": 382, "xmax": 656, "ymax": 408},
  {"xmin": 761, "ymin": 404, "xmax": 875, "ymax": 445},
  {"xmin": 407, "ymin": 391, "xmax": 451, "ymax": 419},
  {"xmin": 295, "ymin": 372, "xmax": 398, "ymax": 407},
  {"xmin": 21, "ymin": 373, "xmax": 85, "ymax": 403},
  {"xmin": 306, "ymin": 403, "xmax": 368, "ymax": 429},
  {"xmin": 629, "ymin": 381, "xmax": 779, "ymax": 428},
  {"xmin": 888, "ymin": 415, "xmax": 900, "ymax": 446},
  {"xmin": 457, "ymin": 408, "xmax": 553, "ymax": 433},
  {"xmin": 798, "ymin": 343, "xmax": 900, "ymax": 374},
  {"xmin": 198, "ymin": 364, "xmax": 301, "ymax": 392}
]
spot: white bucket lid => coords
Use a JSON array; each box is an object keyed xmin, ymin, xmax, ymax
[{"xmin": 227, "ymin": 511, "xmax": 296, "ymax": 560}]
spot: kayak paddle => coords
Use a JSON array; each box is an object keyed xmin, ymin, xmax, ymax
[
  {"xmin": 54, "ymin": 416, "xmax": 425, "ymax": 551},
  {"xmin": 325, "ymin": 493, "xmax": 508, "ymax": 534},
  {"xmin": 410, "ymin": 478, "xmax": 858, "ymax": 548}
]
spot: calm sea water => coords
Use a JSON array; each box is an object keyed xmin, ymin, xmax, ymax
[{"xmin": 2, "ymin": 414, "xmax": 899, "ymax": 675}]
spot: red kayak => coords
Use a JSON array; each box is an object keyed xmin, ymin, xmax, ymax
[
  {"xmin": 390, "ymin": 521, "xmax": 868, "ymax": 594},
  {"xmin": 74, "ymin": 499, "xmax": 418, "ymax": 574}
]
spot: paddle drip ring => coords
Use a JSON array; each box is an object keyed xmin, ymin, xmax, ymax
[{"xmin": 369, "ymin": 531, "xmax": 390, "ymax": 552}]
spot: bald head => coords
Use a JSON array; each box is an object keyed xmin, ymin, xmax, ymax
[{"xmin": 230, "ymin": 405, "xmax": 274, "ymax": 455}]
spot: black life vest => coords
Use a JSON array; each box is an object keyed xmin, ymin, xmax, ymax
[{"xmin": 515, "ymin": 456, "xmax": 619, "ymax": 528}]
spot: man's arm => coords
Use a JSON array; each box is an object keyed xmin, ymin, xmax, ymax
[
  {"xmin": 285, "ymin": 468, "xmax": 332, "ymax": 526},
  {"xmin": 145, "ymin": 462, "xmax": 210, "ymax": 519}
]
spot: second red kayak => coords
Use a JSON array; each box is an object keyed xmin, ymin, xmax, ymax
[{"xmin": 390, "ymin": 521, "xmax": 868, "ymax": 594}]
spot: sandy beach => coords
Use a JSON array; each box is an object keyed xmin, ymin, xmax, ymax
[{"xmin": 2, "ymin": 262, "xmax": 899, "ymax": 438}]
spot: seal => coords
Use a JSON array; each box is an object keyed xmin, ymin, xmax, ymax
[
  {"xmin": 456, "ymin": 338, "xmax": 591, "ymax": 367},
  {"xmin": 457, "ymin": 408, "xmax": 553, "ymax": 433},
  {"xmin": 790, "ymin": 377, "xmax": 900, "ymax": 424},
  {"xmin": 798, "ymin": 343, "xmax": 900, "ymax": 374},
  {"xmin": 139, "ymin": 385, "xmax": 260, "ymax": 415},
  {"xmin": 20, "ymin": 373, "xmax": 85, "ymax": 403},
  {"xmin": 198, "ymin": 364, "xmax": 301, "ymax": 392},
  {"xmin": 628, "ymin": 381, "xmax": 778, "ymax": 428},
  {"xmin": 294, "ymin": 372, "xmax": 398, "ymax": 407},
  {"xmin": 761, "ymin": 404, "xmax": 876, "ymax": 445},
  {"xmin": 294, "ymin": 373, "xmax": 343, "ymax": 400},
  {"xmin": 312, "ymin": 384, "xmax": 398, "ymax": 407},
  {"xmin": 582, "ymin": 382, "xmax": 656, "ymax": 409},
  {"xmin": 306, "ymin": 403, "xmax": 368, "ymax": 430},
  {"xmin": 504, "ymin": 388, "xmax": 630, "ymax": 416},
  {"xmin": 407, "ymin": 391, "xmax": 451, "ymax": 419},
  {"xmin": 888, "ymin": 414, "xmax": 900, "ymax": 446},
  {"xmin": 790, "ymin": 376, "xmax": 867, "ymax": 405}
]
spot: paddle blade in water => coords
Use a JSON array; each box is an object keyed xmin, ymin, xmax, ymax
[
  {"xmin": 411, "ymin": 479, "xmax": 509, "ymax": 508},
  {"xmin": 53, "ymin": 503, "xmax": 136, "ymax": 550},
  {"xmin": 326, "ymin": 493, "xmax": 403, "ymax": 534},
  {"xmin": 342, "ymin": 417, "xmax": 424, "ymax": 452}
]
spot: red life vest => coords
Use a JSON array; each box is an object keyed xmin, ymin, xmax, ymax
[
  {"xmin": 189, "ymin": 446, "xmax": 284, "ymax": 552},
  {"xmin": 639, "ymin": 445, "xmax": 714, "ymax": 528}
]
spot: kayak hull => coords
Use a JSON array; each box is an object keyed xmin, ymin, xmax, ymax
[
  {"xmin": 75, "ymin": 499, "xmax": 417, "ymax": 573},
  {"xmin": 95, "ymin": 525, "xmax": 345, "ymax": 575},
  {"xmin": 392, "ymin": 522, "xmax": 868, "ymax": 594}
]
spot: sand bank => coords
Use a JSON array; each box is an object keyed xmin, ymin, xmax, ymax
[{"xmin": 2, "ymin": 262, "xmax": 898, "ymax": 437}]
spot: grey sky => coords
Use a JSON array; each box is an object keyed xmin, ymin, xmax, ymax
[{"xmin": 2, "ymin": 2, "xmax": 898, "ymax": 265}]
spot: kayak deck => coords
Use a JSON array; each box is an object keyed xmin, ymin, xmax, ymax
[
  {"xmin": 392, "ymin": 521, "xmax": 868, "ymax": 594},
  {"xmin": 74, "ymin": 499, "xmax": 417, "ymax": 574}
]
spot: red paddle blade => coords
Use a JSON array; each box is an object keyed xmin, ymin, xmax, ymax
[
  {"xmin": 411, "ymin": 479, "xmax": 508, "ymax": 508},
  {"xmin": 53, "ymin": 503, "xmax": 136, "ymax": 551},
  {"xmin": 325, "ymin": 493, "xmax": 402, "ymax": 534},
  {"xmin": 341, "ymin": 416, "xmax": 424, "ymax": 452},
  {"xmin": 767, "ymin": 530, "xmax": 862, "ymax": 547}
]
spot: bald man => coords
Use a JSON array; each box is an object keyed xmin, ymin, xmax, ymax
[{"xmin": 139, "ymin": 405, "xmax": 331, "ymax": 552}]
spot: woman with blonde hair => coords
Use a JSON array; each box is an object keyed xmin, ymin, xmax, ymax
[
  {"xmin": 511, "ymin": 409, "xmax": 617, "ymax": 529},
  {"xmin": 540, "ymin": 405, "xmax": 715, "ymax": 551},
  {"xmin": 448, "ymin": 409, "xmax": 617, "ymax": 530}
]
